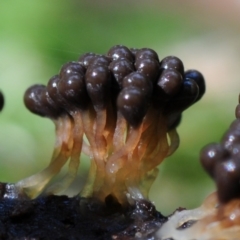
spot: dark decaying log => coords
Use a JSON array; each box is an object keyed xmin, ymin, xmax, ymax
[{"xmin": 0, "ymin": 191, "xmax": 167, "ymax": 240}]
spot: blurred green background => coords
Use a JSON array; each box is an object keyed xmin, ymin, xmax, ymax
[{"xmin": 0, "ymin": 0, "xmax": 240, "ymax": 214}]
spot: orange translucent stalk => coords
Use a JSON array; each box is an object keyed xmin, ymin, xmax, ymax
[
  {"xmin": 45, "ymin": 111, "xmax": 83, "ymax": 195},
  {"xmin": 167, "ymin": 128, "xmax": 179, "ymax": 157},
  {"xmin": 141, "ymin": 113, "xmax": 169, "ymax": 175},
  {"xmin": 16, "ymin": 115, "xmax": 73, "ymax": 198}
]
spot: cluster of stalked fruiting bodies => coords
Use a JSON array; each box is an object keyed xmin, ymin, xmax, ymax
[
  {"xmin": 157, "ymin": 99, "xmax": 240, "ymax": 240},
  {"xmin": 200, "ymin": 102, "xmax": 240, "ymax": 204},
  {"xmin": 2, "ymin": 45, "xmax": 205, "ymax": 204}
]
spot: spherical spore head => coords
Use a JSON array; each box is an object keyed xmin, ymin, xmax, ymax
[
  {"xmin": 184, "ymin": 70, "xmax": 205, "ymax": 101},
  {"xmin": 107, "ymin": 45, "xmax": 134, "ymax": 62},
  {"xmin": 160, "ymin": 56, "xmax": 184, "ymax": 75},
  {"xmin": 24, "ymin": 84, "xmax": 47, "ymax": 117},
  {"xmin": 117, "ymin": 87, "xmax": 149, "ymax": 127}
]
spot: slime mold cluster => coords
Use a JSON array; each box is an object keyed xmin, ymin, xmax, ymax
[
  {"xmin": 0, "ymin": 45, "xmax": 239, "ymax": 239},
  {"xmin": 2, "ymin": 45, "xmax": 204, "ymax": 203}
]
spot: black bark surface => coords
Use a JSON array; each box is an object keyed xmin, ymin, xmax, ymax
[{"xmin": 0, "ymin": 195, "xmax": 167, "ymax": 240}]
